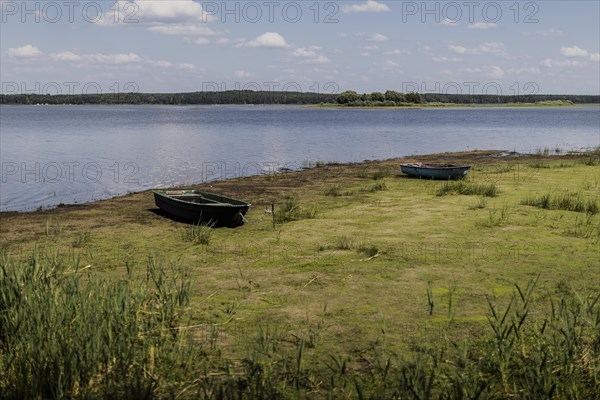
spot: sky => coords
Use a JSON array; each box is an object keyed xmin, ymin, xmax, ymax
[{"xmin": 1, "ymin": 0, "xmax": 599, "ymax": 96}]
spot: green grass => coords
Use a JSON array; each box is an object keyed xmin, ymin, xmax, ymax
[
  {"xmin": 1, "ymin": 153, "xmax": 600, "ymax": 398},
  {"xmin": 1, "ymin": 254, "xmax": 598, "ymax": 398}
]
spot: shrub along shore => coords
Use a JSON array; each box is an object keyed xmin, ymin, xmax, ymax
[{"xmin": 1, "ymin": 150, "xmax": 599, "ymax": 399}]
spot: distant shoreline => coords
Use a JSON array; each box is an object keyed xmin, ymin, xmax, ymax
[
  {"xmin": 2, "ymin": 148, "xmax": 598, "ymax": 216},
  {"xmin": 1, "ymin": 103, "xmax": 598, "ymax": 108},
  {"xmin": 1, "ymin": 91, "xmax": 599, "ymax": 106},
  {"xmin": 316, "ymin": 102, "xmax": 600, "ymax": 109}
]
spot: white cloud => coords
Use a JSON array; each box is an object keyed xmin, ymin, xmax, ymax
[
  {"xmin": 468, "ymin": 22, "xmax": 496, "ymax": 29},
  {"xmin": 341, "ymin": 1, "xmax": 390, "ymax": 13},
  {"xmin": 541, "ymin": 58, "xmax": 588, "ymax": 68},
  {"xmin": 368, "ymin": 33, "xmax": 388, "ymax": 42},
  {"xmin": 89, "ymin": 52, "xmax": 142, "ymax": 64},
  {"xmin": 449, "ymin": 45, "xmax": 467, "ymax": 54},
  {"xmin": 383, "ymin": 60, "xmax": 402, "ymax": 71},
  {"xmin": 337, "ymin": 32, "xmax": 348, "ymax": 38},
  {"xmin": 461, "ymin": 65, "xmax": 504, "ymax": 78},
  {"xmin": 101, "ymin": 0, "xmax": 217, "ymax": 44},
  {"xmin": 561, "ymin": 46, "xmax": 589, "ymax": 58},
  {"xmin": 8, "ymin": 46, "xmax": 195, "ymax": 71},
  {"xmin": 531, "ymin": 29, "xmax": 564, "ymax": 37},
  {"xmin": 507, "ymin": 67, "xmax": 541, "ymax": 74},
  {"xmin": 147, "ymin": 24, "xmax": 215, "ymax": 36},
  {"xmin": 149, "ymin": 60, "xmax": 174, "ymax": 68},
  {"xmin": 419, "ymin": 45, "xmax": 434, "ymax": 55},
  {"xmin": 383, "ymin": 49, "xmax": 408, "ymax": 56},
  {"xmin": 560, "ymin": 46, "xmax": 599, "ymax": 61},
  {"xmin": 479, "ymin": 42, "xmax": 508, "ymax": 56},
  {"xmin": 449, "ymin": 42, "xmax": 507, "ymax": 57},
  {"xmin": 441, "ymin": 18, "xmax": 458, "ymax": 26},
  {"xmin": 489, "ymin": 66, "xmax": 504, "ymax": 78},
  {"xmin": 244, "ymin": 32, "xmax": 288, "ymax": 48},
  {"xmin": 93, "ymin": 53, "xmax": 195, "ymax": 69},
  {"xmin": 49, "ymin": 51, "xmax": 82, "ymax": 62},
  {"xmin": 290, "ymin": 46, "xmax": 331, "ymax": 64},
  {"xmin": 8, "ymin": 44, "xmax": 42, "ymax": 58},
  {"xmin": 216, "ymin": 38, "xmax": 230, "ymax": 45},
  {"xmin": 234, "ymin": 70, "xmax": 253, "ymax": 78},
  {"xmin": 363, "ymin": 45, "xmax": 379, "ymax": 51},
  {"xmin": 432, "ymin": 56, "xmax": 462, "ymax": 62},
  {"xmin": 184, "ymin": 37, "xmax": 210, "ymax": 45},
  {"xmin": 107, "ymin": 0, "xmax": 214, "ymax": 24}
]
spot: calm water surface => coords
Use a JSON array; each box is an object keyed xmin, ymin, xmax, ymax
[{"xmin": 1, "ymin": 105, "xmax": 598, "ymax": 211}]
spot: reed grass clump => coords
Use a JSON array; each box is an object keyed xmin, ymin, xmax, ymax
[
  {"xmin": 357, "ymin": 243, "xmax": 379, "ymax": 257},
  {"xmin": 486, "ymin": 205, "xmax": 511, "ymax": 226},
  {"xmin": 334, "ymin": 235, "xmax": 353, "ymax": 250},
  {"xmin": 0, "ymin": 251, "xmax": 192, "ymax": 399},
  {"xmin": 436, "ymin": 181, "xmax": 499, "ymax": 197},
  {"xmin": 522, "ymin": 191, "xmax": 599, "ymax": 215},
  {"xmin": 181, "ymin": 221, "xmax": 214, "ymax": 245},
  {"xmin": 44, "ymin": 218, "xmax": 68, "ymax": 238},
  {"xmin": 578, "ymin": 157, "xmax": 600, "ymax": 166},
  {"xmin": 323, "ymin": 184, "xmax": 342, "ymax": 197},
  {"xmin": 528, "ymin": 161, "xmax": 551, "ymax": 169},
  {"xmin": 567, "ymin": 214, "xmax": 600, "ymax": 239},
  {"xmin": 360, "ymin": 182, "xmax": 387, "ymax": 193},
  {"xmin": 275, "ymin": 195, "xmax": 318, "ymax": 223},
  {"xmin": 71, "ymin": 231, "xmax": 91, "ymax": 248},
  {"xmin": 370, "ymin": 169, "xmax": 389, "ymax": 180}
]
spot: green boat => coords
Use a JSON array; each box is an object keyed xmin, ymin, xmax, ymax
[{"xmin": 153, "ymin": 190, "xmax": 251, "ymax": 227}]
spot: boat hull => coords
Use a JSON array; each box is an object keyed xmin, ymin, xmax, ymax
[
  {"xmin": 154, "ymin": 190, "xmax": 250, "ymax": 227},
  {"xmin": 400, "ymin": 164, "xmax": 471, "ymax": 180}
]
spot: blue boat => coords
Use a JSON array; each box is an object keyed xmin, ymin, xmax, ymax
[{"xmin": 400, "ymin": 163, "xmax": 471, "ymax": 180}]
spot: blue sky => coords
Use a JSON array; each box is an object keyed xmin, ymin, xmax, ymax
[{"xmin": 1, "ymin": 0, "xmax": 599, "ymax": 95}]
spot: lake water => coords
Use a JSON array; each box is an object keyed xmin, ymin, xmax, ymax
[{"xmin": 1, "ymin": 105, "xmax": 598, "ymax": 212}]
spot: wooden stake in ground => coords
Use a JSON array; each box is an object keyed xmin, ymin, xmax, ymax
[{"xmin": 272, "ymin": 203, "xmax": 275, "ymax": 230}]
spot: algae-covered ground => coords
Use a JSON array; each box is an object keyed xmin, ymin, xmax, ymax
[{"xmin": 1, "ymin": 150, "xmax": 599, "ymax": 398}]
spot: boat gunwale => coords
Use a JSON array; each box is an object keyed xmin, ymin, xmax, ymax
[
  {"xmin": 400, "ymin": 163, "xmax": 471, "ymax": 170},
  {"xmin": 153, "ymin": 190, "xmax": 251, "ymax": 208}
]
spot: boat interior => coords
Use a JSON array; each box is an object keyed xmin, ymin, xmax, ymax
[{"xmin": 170, "ymin": 195, "xmax": 222, "ymax": 204}]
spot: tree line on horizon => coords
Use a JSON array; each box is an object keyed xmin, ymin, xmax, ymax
[
  {"xmin": 335, "ymin": 90, "xmax": 423, "ymax": 106},
  {"xmin": 0, "ymin": 91, "xmax": 336, "ymax": 106},
  {"xmin": 0, "ymin": 90, "xmax": 598, "ymax": 105}
]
